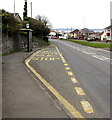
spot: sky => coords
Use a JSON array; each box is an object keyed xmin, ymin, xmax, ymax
[{"xmin": 0, "ymin": 0, "xmax": 112, "ymax": 29}]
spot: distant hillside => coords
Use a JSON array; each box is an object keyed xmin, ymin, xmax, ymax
[{"xmin": 52, "ymin": 28, "xmax": 104, "ymax": 32}]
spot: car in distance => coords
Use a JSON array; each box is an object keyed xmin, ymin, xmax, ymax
[{"xmin": 87, "ymin": 38, "xmax": 95, "ymax": 41}]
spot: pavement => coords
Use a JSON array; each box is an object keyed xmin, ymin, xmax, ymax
[{"xmin": 2, "ymin": 49, "xmax": 69, "ymax": 118}]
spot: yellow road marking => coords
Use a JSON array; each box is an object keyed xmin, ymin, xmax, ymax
[
  {"xmin": 62, "ymin": 60, "xmax": 66, "ymax": 63},
  {"xmin": 81, "ymin": 101, "xmax": 94, "ymax": 113},
  {"xmin": 75, "ymin": 87, "xmax": 85, "ymax": 95},
  {"xmin": 65, "ymin": 67, "xmax": 70, "ymax": 70},
  {"xmin": 45, "ymin": 58, "xmax": 48, "ymax": 60},
  {"xmin": 36, "ymin": 58, "xmax": 39, "ymax": 60},
  {"xmin": 62, "ymin": 58, "xmax": 65, "ymax": 60},
  {"xmin": 56, "ymin": 58, "xmax": 60, "ymax": 60},
  {"xmin": 52, "ymin": 58, "xmax": 54, "ymax": 61},
  {"xmin": 68, "ymin": 71, "xmax": 74, "ymax": 76},
  {"xmin": 25, "ymin": 53, "xmax": 85, "ymax": 119},
  {"xmin": 50, "ymin": 58, "xmax": 53, "ymax": 60},
  {"xmin": 64, "ymin": 64, "xmax": 68, "ymax": 66},
  {"xmin": 47, "ymin": 55, "xmax": 51, "ymax": 56},
  {"xmin": 41, "ymin": 57, "xmax": 44, "ymax": 60},
  {"xmin": 71, "ymin": 78, "xmax": 78, "ymax": 83},
  {"xmin": 32, "ymin": 57, "xmax": 36, "ymax": 60}
]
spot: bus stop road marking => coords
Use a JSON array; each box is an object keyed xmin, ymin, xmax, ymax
[{"xmin": 25, "ymin": 53, "xmax": 85, "ymax": 119}]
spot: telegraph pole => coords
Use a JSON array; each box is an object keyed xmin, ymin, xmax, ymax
[
  {"xmin": 110, "ymin": 2, "xmax": 112, "ymax": 41},
  {"xmin": 14, "ymin": 0, "xmax": 15, "ymax": 17},
  {"xmin": 31, "ymin": 2, "xmax": 32, "ymax": 18}
]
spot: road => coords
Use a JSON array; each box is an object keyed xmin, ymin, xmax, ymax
[{"xmin": 29, "ymin": 39, "xmax": 110, "ymax": 118}]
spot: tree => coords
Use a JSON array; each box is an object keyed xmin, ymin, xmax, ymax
[
  {"xmin": 29, "ymin": 17, "xmax": 50, "ymax": 39},
  {"xmin": 1, "ymin": 9, "xmax": 22, "ymax": 35},
  {"xmin": 23, "ymin": 0, "xmax": 28, "ymax": 21},
  {"xmin": 35, "ymin": 15, "xmax": 52, "ymax": 28}
]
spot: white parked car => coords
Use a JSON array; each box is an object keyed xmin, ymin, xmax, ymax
[{"xmin": 59, "ymin": 34, "xmax": 68, "ymax": 39}]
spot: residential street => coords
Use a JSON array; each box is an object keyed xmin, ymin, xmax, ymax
[
  {"xmin": 2, "ymin": 39, "xmax": 110, "ymax": 119},
  {"xmin": 1, "ymin": 0, "xmax": 112, "ymax": 119},
  {"xmin": 28, "ymin": 39, "xmax": 110, "ymax": 118}
]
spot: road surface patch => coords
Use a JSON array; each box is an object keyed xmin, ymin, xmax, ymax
[
  {"xmin": 57, "ymin": 40, "xmax": 110, "ymax": 63},
  {"xmin": 74, "ymin": 87, "xmax": 86, "ymax": 95},
  {"xmin": 81, "ymin": 101, "xmax": 94, "ymax": 113}
]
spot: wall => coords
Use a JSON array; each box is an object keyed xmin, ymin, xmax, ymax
[
  {"xmin": 2, "ymin": 33, "xmax": 28, "ymax": 53},
  {"xmin": 2, "ymin": 32, "xmax": 47, "ymax": 54}
]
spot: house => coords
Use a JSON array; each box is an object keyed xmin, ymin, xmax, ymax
[
  {"xmin": 101, "ymin": 32, "xmax": 106, "ymax": 41},
  {"xmin": 81, "ymin": 28, "xmax": 94, "ymax": 40},
  {"xmin": 97, "ymin": 32, "xmax": 104, "ymax": 40},
  {"xmin": 69, "ymin": 29, "xmax": 82, "ymax": 39},
  {"xmin": 11, "ymin": 13, "xmax": 22, "ymax": 23},
  {"xmin": 101, "ymin": 25, "xmax": 112, "ymax": 41},
  {"xmin": 48, "ymin": 31, "xmax": 58, "ymax": 39},
  {"xmin": 89, "ymin": 32, "xmax": 103, "ymax": 40}
]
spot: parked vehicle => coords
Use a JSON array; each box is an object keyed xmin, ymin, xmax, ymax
[
  {"xmin": 59, "ymin": 36, "xmax": 67, "ymax": 39},
  {"xmin": 59, "ymin": 34, "xmax": 68, "ymax": 39},
  {"xmin": 51, "ymin": 36, "xmax": 58, "ymax": 39},
  {"xmin": 87, "ymin": 38, "xmax": 95, "ymax": 41}
]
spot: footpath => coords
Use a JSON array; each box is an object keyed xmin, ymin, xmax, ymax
[{"xmin": 2, "ymin": 48, "xmax": 68, "ymax": 118}]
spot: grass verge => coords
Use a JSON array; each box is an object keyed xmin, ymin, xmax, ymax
[{"xmin": 62, "ymin": 39, "xmax": 111, "ymax": 50}]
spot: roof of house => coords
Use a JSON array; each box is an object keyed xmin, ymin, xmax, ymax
[
  {"xmin": 11, "ymin": 13, "xmax": 22, "ymax": 22},
  {"xmin": 70, "ymin": 29, "xmax": 81, "ymax": 33},
  {"xmin": 105, "ymin": 25, "xmax": 112, "ymax": 29},
  {"xmin": 50, "ymin": 30, "xmax": 58, "ymax": 33},
  {"xmin": 81, "ymin": 28, "xmax": 94, "ymax": 33},
  {"xmin": 98, "ymin": 31, "xmax": 104, "ymax": 35}
]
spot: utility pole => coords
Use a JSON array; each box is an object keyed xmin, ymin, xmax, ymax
[
  {"xmin": 71, "ymin": 27, "xmax": 72, "ymax": 32},
  {"xmin": 83, "ymin": 17, "xmax": 85, "ymax": 28},
  {"xmin": 31, "ymin": 2, "xmax": 32, "ymax": 18},
  {"xmin": 14, "ymin": 0, "xmax": 15, "ymax": 17},
  {"xmin": 110, "ymin": 2, "xmax": 112, "ymax": 41}
]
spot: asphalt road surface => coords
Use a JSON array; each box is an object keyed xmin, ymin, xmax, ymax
[
  {"xmin": 50, "ymin": 39, "xmax": 110, "ymax": 118},
  {"xmin": 29, "ymin": 39, "xmax": 110, "ymax": 118}
]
